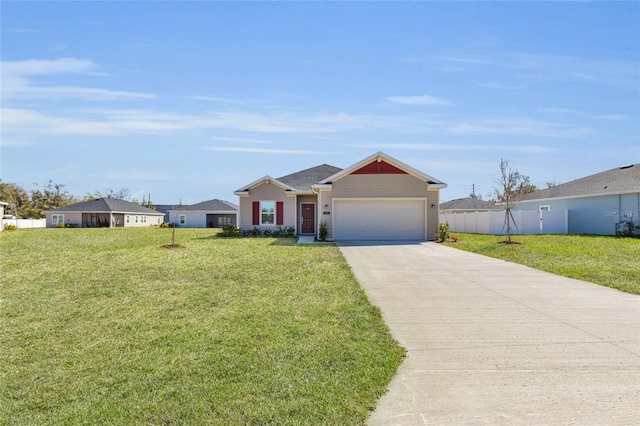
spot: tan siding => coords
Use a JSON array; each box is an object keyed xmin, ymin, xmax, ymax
[
  {"xmin": 239, "ymin": 182, "xmax": 296, "ymax": 229},
  {"xmin": 325, "ymin": 174, "xmax": 441, "ymax": 240}
]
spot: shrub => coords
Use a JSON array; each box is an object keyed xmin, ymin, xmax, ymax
[
  {"xmin": 436, "ymin": 221, "xmax": 450, "ymax": 242},
  {"xmin": 222, "ymin": 226, "xmax": 296, "ymax": 238},
  {"xmin": 219, "ymin": 225, "xmax": 241, "ymax": 237},
  {"xmin": 319, "ymin": 221, "xmax": 328, "ymax": 241},
  {"xmin": 3, "ymin": 224, "xmax": 17, "ymax": 231}
]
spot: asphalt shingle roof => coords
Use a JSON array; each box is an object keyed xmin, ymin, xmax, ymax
[
  {"xmin": 277, "ymin": 164, "xmax": 342, "ymax": 191},
  {"xmin": 169, "ymin": 199, "xmax": 238, "ymax": 212},
  {"xmin": 440, "ymin": 198, "xmax": 499, "ymax": 211},
  {"xmin": 47, "ymin": 198, "xmax": 163, "ymax": 214},
  {"xmin": 518, "ymin": 164, "xmax": 640, "ymax": 201}
]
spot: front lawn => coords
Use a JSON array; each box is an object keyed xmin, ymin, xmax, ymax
[
  {"xmin": 444, "ymin": 233, "xmax": 640, "ymax": 294},
  {"xmin": 0, "ymin": 228, "xmax": 404, "ymax": 425}
]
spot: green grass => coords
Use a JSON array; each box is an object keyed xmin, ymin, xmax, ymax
[
  {"xmin": 0, "ymin": 228, "xmax": 404, "ymax": 425},
  {"xmin": 444, "ymin": 233, "xmax": 640, "ymax": 294}
]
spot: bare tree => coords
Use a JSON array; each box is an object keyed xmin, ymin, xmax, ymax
[{"xmin": 494, "ymin": 159, "xmax": 536, "ymax": 243}]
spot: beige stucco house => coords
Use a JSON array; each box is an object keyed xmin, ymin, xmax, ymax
[
  {"xmin": 234, "ymin": 152, "xmax": 447, "ymax": 241},
  {"xmin": 44, "ymin": 198, "xmax": 164, "ymax": 228}
]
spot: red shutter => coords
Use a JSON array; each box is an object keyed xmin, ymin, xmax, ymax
[
  {"xmin": 252, "ymin": 202, "xmax": 260, "ymax": 225},
  {"xmin": 276, "ymin": 202, "xmax": 284, "ymax": 226}
]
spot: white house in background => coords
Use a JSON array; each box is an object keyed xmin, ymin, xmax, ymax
[
  {"xmin": 168, "ymin": 199, "xmax": 238, "ymax": 228},
  {"xmin": 44, "ymin": 198, "xmax": 164, "ymax": 228},
  {"xmin": 0, "ymin": 201, "xmax": 8, "ymax": 218},
  {"xmin": 514, "ymin": 164, "xmax": 639, "ymax": 235}
]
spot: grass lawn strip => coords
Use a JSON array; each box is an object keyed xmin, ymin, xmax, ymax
[
  {"xmin": 1, "ymin": 228, "xmax": 404, "ymax": 425},
  {"xmin": 444, "ymin": 233, "xmax": 640, "ymax": 294}
]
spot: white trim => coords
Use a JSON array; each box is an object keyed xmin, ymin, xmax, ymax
[
  {"xmin": 515, "ymin": 189, "xmax": 640, "ymax": 205},
  {"xmin": 234, "ymin": 175, "xmax": 296, "ymax": 194},
  {"xmin": 260, "ymin": 200, "xmax": 277, "ymax": 226},
  {"xmin": 332, "ymin": 197, "xmax": 428, "ymax": 241},
  {"xmin": 318, "ymin": 152, "xmax": 446, "ymax": 188}
]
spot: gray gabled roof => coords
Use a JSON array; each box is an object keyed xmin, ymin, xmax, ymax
[
  {"xmin": 46, "ymin": 198, "xmax": 163, "ymax": 215},
  {"xmin": 440, "ymin": 198, "xmax": 499, "ymax": 211},
  {"xmin": 277, "ymin": 164, "xmax": 343, "ymax": 191},
  {"xmin": 169, "ymin": 199, "xmax": 238, "ymax": 212},
  {"xmin": 518, "ymin": 164, "xmax": 640, "ymax": 202}
]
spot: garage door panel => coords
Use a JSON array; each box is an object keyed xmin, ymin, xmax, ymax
[{"xmin": 334, "ymin": 199, "xmax": 426, "ymax": 240}]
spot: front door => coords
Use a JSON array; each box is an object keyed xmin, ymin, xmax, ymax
[{"xmin": 301, "ymin": 204, "xmax": 315, "ymax": 234}]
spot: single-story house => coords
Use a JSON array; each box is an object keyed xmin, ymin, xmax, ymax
[
  {"xmin": 440, "ymin": 197, "xmax": 500, "ymax": 214},
  {"xmin": 155, "ymin": 204, "xmax": 184, "ymax": 223},
  {"xmin": 234, "ymin": 152, "xmax": 447, "ymax": 241},
  {"xmin": 514, "ymin": 164, "xmax": 639, "ymax": 235},
  {"xmin": 44, "ymin": 198, "xmax": 165, "ymax": 228},
  {"xmin": 168, "ymin": 199, "xmax": 238, "ymax": 228}
]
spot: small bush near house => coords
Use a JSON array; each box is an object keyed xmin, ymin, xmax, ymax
[
  {"xmin": 219, "ymin": 224, "xmax": 241, "ymax": 237},
  {"xmin": 219, "ymin": 226, "xmax": 296, "ymax": 238},
  {"xmin": 319, "ymin": 221, "xmax": 328, "ymax": 241},
  {"xmin": 436, "ymin": 221, "xmax": 450, "ymax": 242},
  {"xmin": 3, "ymin": 224, "xmax": 17, "ymax": 231}
]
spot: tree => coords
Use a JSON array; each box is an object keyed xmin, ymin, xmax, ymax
[
  {"xmin": 0, "ymin": 180, "xmax": 33, "ymax": 218},
  {"xmin": 30, "ymin": 180, "xmax": 76, "ymax": 218},
  {"xmin": 494, "ymin": 159, "xmax": 537, "ymax": 243}
]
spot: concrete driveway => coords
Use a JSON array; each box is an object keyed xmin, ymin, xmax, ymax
[{"xmin": 338, "ymin": 241, "xmax": 640, "ymax": 425}]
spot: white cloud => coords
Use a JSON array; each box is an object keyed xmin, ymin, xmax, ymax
[
  {"xmin": 386, "ymin": 95, "xmax": 449, "ymax": 106},
  {"xmin": 1, "ymin": 58, "xmax": 155, "ymax": 101},
  {"xmin": 447, "ymin": 118, "xmax": 595, "ymax": 138},
  {"xmin": 202, "ymin": 147, "xmax": 322, "ymax": 155}
]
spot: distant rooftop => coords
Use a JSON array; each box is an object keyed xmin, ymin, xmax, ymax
[{"xmin": 518, "ymin": 164, "xmax": 640, "ymax": 202}]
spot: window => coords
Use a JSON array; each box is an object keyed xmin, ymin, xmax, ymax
[
  {"xmin": 219, "ymin": 216, "xmax": 233, "ymax": 227},
  {"xmin": 126, "ymin": 216, "xmax": 130, "ymax": 224},
  {"xmin": 141, "ymin": 216, "xmax": 147, "ymax": 224},
  {"xmin": 539, "ymin": 205, "xmax": 550, "ymax": 211},
  {"xmin": 135, "ymin": 216, "xmax": 139, "ymax": 224},
  {"xmin": 261, "ymin": 201, "xmax": 275, "ymax": 225},
  {"xmin": 52, "ymin": 214, "xmax": 64, "ymax": 226},
  {"xmin": 179, "ymin": 215, "xmax": 186, "ymax": 225}
]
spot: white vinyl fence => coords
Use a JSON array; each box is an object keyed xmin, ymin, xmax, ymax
[
  {"xmin": 2, "ymin": 219, "xmax": 47, "ymax": 229},
  {"xmin": 441, "ymin": 210, "xmax": 568, "ymax": 235}
]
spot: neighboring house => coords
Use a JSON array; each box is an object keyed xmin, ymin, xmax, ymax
[
  {"xmin": 234, "ymin": 152, "xmax": 447, "ymax": 241},
  {"xmin": 440, "ymin": 197, "xmax": 500, "ymax": 214},
  {"xmin": 0, "ymin": 201, "xmax": 8, "ymax": 218},
  {"xmin": 514, "ymin": 164, "xmax": 640, "ymax": 235},
  {"xmin": 168, "ymin": 199, "xmax": 238, "ymax": 228},
  {"xmin": 155, "ymin": 204, "xmax": 184, "ymax": 223},
  {"xmin": 44, "ymin": 198, "xmax": 164, "ymax": 228}
]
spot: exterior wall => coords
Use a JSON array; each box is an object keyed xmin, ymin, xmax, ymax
[
  {"xmin": 124, "ymin": 214, "xmax": 163, "ymax": 227},
  {"xmin": 321, "ymin": 174, "xmax": 440, "ymax": 240},
  {"xmin": 168, "ymin": 212, "xmax": 238, "ymax": 228},
  {"xmin": 46, "ymin": 212, "xmax": 83, "ymax": 227},
  {"xmin": 515, "ymin": 193, "xmax": 640, "ymax": 235},
  {"xmin": 46, "ymin": 212, "xmax": 163, "ymax": 228},
  {"xmin": 238, "ymin": 182, "xmax": 296, "ymax": 229},
  {"xmin": 170, "ymin": 212, "xmax": 207, "ymax": 228}
]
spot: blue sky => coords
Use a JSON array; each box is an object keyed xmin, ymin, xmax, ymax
[{"xmin": 2, "ymin": 1, "xmax": 638, "ymax": 204}]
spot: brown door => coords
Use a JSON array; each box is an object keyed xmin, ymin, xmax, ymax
[{"xmin": 301, "ymin": 204, "xmax": 315, "ymax": 234}]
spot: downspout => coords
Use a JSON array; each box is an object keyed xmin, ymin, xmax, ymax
[{"xmin": 311, "ymin": 187, "xmax": 320, "ymax": 235}]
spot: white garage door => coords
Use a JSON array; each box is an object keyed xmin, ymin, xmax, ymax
[{"xmin": 333, "ymin": 198, "xmax": 427, "ymax": 241}]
